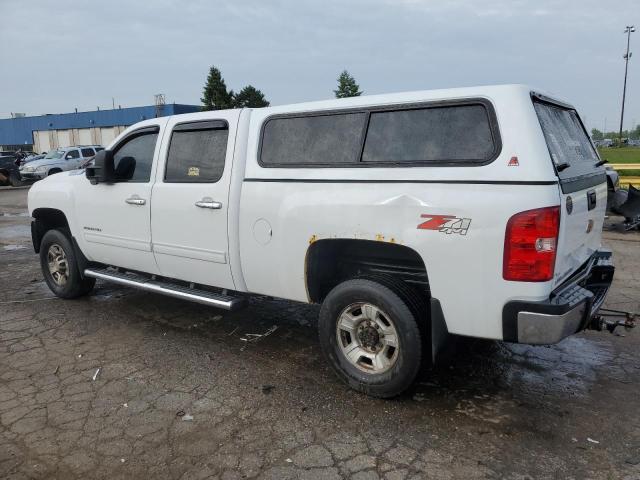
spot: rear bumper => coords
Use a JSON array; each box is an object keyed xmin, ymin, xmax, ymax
[{"xmin": 502, "ymin": 249, "xmax": 614, "ymax": 344}]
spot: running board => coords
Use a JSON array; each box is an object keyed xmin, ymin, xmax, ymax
[{"xmin": 84, "ymin": 267, "xmax": 246, "ymax": 311}]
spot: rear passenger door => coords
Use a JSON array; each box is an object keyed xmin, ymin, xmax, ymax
[{"xmin": 150, "ymin": 112, "xmax": 238, "ymax": 289}]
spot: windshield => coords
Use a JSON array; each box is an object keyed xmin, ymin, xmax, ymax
[
  {"xmin": 44, "ymin": 150, "xmax": 64, "ymax": 159},
  {"xmin": 534, "ymin": 101, "xmax": 600, "ymax": 180}
]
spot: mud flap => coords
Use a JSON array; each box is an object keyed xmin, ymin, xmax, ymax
[{"xmin": 430, "ymin": 298, "xmax": 449, "ymax": 363}]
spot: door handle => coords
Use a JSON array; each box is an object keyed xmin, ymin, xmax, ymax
[
  {"xmin": 587, "ymin": 190, "xmax": 597, "ymax": 211},
  {"xmin": 125, "ymin": 195, "xmax": 146, "ymax": 206},
  {"xmin": 195, "ymin": 197, "xmax": 222, "ymax": 209}
]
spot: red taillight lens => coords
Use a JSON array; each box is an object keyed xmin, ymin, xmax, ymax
[{"xmin": 503, "ymin": 206, "xmax": 560, "ymax": 282}]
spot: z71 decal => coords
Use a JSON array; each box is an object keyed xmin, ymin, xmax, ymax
[{"xmin": 417, "ymin": 214, "xmax": 472, "ymax": 235}]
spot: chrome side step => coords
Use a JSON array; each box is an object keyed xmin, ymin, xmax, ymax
[{"xmin": 84, "ymin": 267, "xmax": 246, "ymax": 311}]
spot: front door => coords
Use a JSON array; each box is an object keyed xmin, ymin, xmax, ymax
[
  {"xmin": 63, "ymin": 149, "xmax": 82, "ymax": 170},
  {"xmin": 74, "ymin": 124, "xmax": 163, "ymax": 274},
  {"xmin": 150, "ymin": 112, "xmax": 238, "ymax": 290}
]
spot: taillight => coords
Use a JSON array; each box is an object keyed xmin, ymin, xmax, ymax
[{"xmin": 503, "ymin": 206, "xmax": 560, "ymax": 282}]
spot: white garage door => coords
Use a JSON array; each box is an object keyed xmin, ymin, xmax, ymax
[
  {"xmin": 57, "ymin": 130, "xmax": 72, "ymax": 148},
  {"xmin": 100, "ymin": 128, "xmax": 117, "ymax": 146},
  {"xmin": 77, "ymin": 128, "xmax": 92, "ymax": 145},
  {"xmin": 33, "ymin": 131, "xmax": 51, "ymax": 153}
]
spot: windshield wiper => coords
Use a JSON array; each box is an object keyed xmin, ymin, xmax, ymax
[
  {"xmin": 594, "ymin": 159, "xmax": 608, "ymax": 167},
  {"xmin": 555, "ymin": 162, "xmax": 570, "ymax": 172}
]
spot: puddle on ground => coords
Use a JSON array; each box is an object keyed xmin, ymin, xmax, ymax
[
  {"xmin": 0, "ymin": 224, "xmax": 31, "ymax": 239},
  {"xmin": 408, "ymin": 334, "xmax": 616, "ymax": 423},
  {"xmin": 3, "ymin": 244, "xmax": 27, "ymax": 251}
]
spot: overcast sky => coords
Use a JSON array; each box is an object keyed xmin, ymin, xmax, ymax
[{"xmin": 0, "ymin": 0, "xmax": 637, "ymax": 131}]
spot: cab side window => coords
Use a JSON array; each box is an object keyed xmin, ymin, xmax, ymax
[
  {"xmin": 113, "ymin": 131, "xmax": 158, "ymax": 182},
  {"xmin": 81, "ymin": 148, "xmax": 95, "ymax": 157},
  {"xmin": 65, "ymin": 150, "xmax": 80, "ymax": 160},
  {"xmin": 164, "ymin": 121, "xmax": 228, "ymax": 183}
]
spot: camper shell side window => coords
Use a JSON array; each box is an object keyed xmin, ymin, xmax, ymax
[{"xmin": 258, "ymin": 99, "xmax": 502, "ymax": 168}]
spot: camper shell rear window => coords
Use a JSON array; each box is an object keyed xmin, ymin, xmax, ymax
[
  {"xmin": 259, "ymin": 99, "xmax": 501, "ymax": 168},
  {"xmin": 533, "ymin": 95, "xmax": 605, "ymax": 192}
]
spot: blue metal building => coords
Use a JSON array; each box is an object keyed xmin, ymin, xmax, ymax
[{"xmin": 0, "ymin": 104, "xmax": 200, "ymax": 150}]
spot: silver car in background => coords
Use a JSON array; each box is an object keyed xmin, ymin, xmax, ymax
[{"xmin": 20, "ymin": 145, "xmax": 103, "ymax": 180}]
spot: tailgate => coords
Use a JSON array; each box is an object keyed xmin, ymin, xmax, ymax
[{"xmin": 533, "ymin": 97, "xmax": 607, "ymax": 285}]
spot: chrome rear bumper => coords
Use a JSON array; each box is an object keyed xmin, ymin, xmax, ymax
[{"xmin": 502, "ymin": 249, "xmax": 614, "ymax": 344}]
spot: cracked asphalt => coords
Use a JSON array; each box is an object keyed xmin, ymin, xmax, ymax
[{"xmin": 1, "ymin": 186, "xmax": 640, "ymax": 480}]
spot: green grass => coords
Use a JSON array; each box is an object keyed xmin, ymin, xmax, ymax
[{"xmin": 597, "ymin": 147, "xmax": 640, "ymax": 175}]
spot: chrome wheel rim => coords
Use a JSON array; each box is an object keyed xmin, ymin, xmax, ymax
[
  {"xmin": 47, "ymin": 243, "xmax": 69, "ymax": 286},
  {"xmin": 336, "ymin": 302, "xmax": 399, "ymax": 374}
]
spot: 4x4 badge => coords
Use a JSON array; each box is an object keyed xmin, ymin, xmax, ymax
[{"xmin": 417, "ymin": 214, "xmax": 472, "ymax": 235}]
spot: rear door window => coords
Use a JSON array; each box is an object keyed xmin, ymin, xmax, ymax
[
  {"xmin": 533, "ymin": 101, "xmax": 600, "ymax": 181},
  {"xmin": 81, "ymin": 148, "xmax": 95, "ymax": 157},
  {"xmin": 165, "ymin": 121, "xmax": 229, "ymax": 183}
]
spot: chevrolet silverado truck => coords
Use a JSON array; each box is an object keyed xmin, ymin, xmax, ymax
[{"xmin": 28, "ymin": 85, "xmax": 614, "ymax": 397}]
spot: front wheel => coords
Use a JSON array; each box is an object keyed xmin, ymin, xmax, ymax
[
  {"xmin": 319, "ymin": 278, "xmax": 422, "ymax": 398},
  {"xmin": 39, "ymin": 229, "xmax": 95, "ymax": 299},
  {"xmin": 9, "ymin": 171, "xmax": 22, "ymax": 187}
]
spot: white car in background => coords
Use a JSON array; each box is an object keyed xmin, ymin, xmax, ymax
[{"xmin": 20, "ymin": 145, "xmax": 103, "ymax": 180}]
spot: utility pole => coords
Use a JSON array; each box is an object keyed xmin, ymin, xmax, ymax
[{"xmin": 619, "ymin": 26, "xmax": 635, "ymax": 143}]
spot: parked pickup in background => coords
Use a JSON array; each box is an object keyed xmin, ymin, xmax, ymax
[
  {"xmin": 20, "ymin": 145, "xmax": 103, "ymax": 180},
  {"xmin": 27, "ymin": 84, "xmax": 615, "ymax": 397}
]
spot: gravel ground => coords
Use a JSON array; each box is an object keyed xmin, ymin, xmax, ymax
[{"xmin": 1, "ymin": 186, "xmax": 640, "ymax": 480}]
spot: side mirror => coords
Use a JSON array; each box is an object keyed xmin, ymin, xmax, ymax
[{"xmin": 86, "ymin": 150, "xmax": 115, "ymax": 185}]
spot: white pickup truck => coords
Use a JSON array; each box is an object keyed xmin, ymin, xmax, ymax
[{"xmin": 28, "ymin": 84, "xmax": 614, "ymax": 397}]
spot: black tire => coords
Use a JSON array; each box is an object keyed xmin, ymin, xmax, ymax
[
  {"xmin": 9, "ymin": 171, "xmax": 22, "ymax": 187},
  {"xmin": 319, "ymin": 278, "xmax": 422, "ymax": 398},
  {"xmin": 39, "ymin": 229, "xmax": 95, "ymax": 299},
  {"xmin": 48, "ymin": 169, "xmax": 62, "ymax": 176}
]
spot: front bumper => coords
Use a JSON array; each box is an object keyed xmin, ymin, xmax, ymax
[
  {"xmin": 502, "ymin": 249, "xmax": 614, "ymax": 344},
  {"xmin": 20, "ymin": 171, "xmax": 45, "ymax": 180}
]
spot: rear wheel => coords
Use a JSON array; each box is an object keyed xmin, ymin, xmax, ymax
[
  {"xmin": 319, "ymin": 278, "xmax": 422, "ymax": 398},
  {"xmin": 40, "ymin": 229, "xmax": 95, "ymax": 299}
]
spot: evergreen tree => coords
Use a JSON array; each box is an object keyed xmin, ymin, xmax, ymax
[
  {"xmin": 201, "ymin": 66, "xmax": 234, "ymax": 110},
  {"xmin": 334, "ymin": 70, "xmax": 362, "ymax": 98},
  {"xmin": 233, "ymin": 85, "xmax": 270, "ymax": 108}
]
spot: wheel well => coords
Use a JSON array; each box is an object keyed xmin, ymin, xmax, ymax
[
  {"xmin": 32, "ymin": 208, "xmax": 70, "ymax": 253},
  {"xmin": 48, "ymin": 168, "xmax": 62, "ymax": 174},
  {"xmin": 306, "ymin": 239, "xmax": 429, "ymax": 304}
]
